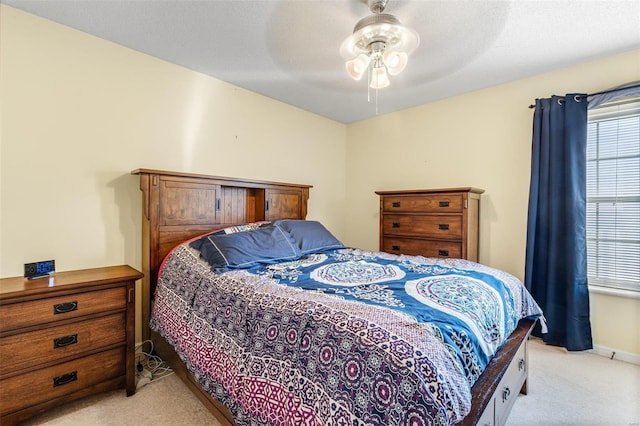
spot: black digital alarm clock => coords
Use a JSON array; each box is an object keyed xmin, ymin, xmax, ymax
[{"xmin": 24, "ymin": 260, "xmax": 56, "ymax": 279}]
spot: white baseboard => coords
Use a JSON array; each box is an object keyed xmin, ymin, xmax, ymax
[{"xmin": 592, "ymin": 344, "xmax": 640, "ymax": 365}]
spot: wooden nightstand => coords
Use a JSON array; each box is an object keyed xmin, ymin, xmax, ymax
[{"xmin": 0, "ymin": 265, "xmax": 143, "ymax": 425}]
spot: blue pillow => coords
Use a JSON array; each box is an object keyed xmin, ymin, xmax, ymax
[
  {"xmin": 189, "ymin": 221, "xmax": 271, "ymax": 251},
  {"xmin": 195, "ymin": 225, "xmax": 300, "ymax": 271},
  {"xmin": 273, "ymin": 220, "xmax": 343, "ymax": 255}
]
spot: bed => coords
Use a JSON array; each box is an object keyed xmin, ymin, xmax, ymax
[{"xmin": 133, "ymin": 169, "xmax": 542, "ymax": 426}]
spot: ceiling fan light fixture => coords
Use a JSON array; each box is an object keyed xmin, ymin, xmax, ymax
[
  {"xmin": 346, "ymin": 54, "xmax": 371, "ymax": 80},
  {"xmin": 370, "ymin": 66, "xmax": 390, "ymax": 89},
  {"xmin": 340, "ymin": 0, "xmax": 419, "ymax": 90},
  {"xmin": 382, "ymin": 50, "xmax": 408, "ymax": 75}
]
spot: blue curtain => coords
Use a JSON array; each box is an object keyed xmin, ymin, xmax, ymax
[{"xmin": 524, "ymin": 94, "xmax": 593, "ymax": 351}]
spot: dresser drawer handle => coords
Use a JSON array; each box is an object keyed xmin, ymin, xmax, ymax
[
  {"xmin": 391, "ymin": 245, "xmax": 401, "ymax": 251},
  {"xmin": 392, "ymin": 222, "xmax": 401, "ymax": 228},
  {"xmin": 438, "ymin": 250, "xmax": 449, "ymax": 256},
  {"xmin": 54, "ymin": 334, "xmax": 78, "ymax": 349},
  {"xmin": 518, "ymin": 358, "xmax": 525, "ymax": 371},
  {"xmin": 439, "ymin": 201, "xmax": 450, "ymax": 207},
  {"xmin": 53, "ymin": 371, "xmax": 78, "ymax": 387},
  {"xmin": 53, "ymin": 301, "xmax": 78, "ymax": 315},
  {"xmin": 392, "ymin": 201, "xmax": 401, "ymax": 208},
  {"xmin": 502, "ymin": 387, "xmax": 511, "ymax": 402},
  {"xmin": 438, "ymin": 224, "xmax": 449, "ymax": 230}
]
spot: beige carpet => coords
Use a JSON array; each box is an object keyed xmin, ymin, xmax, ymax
[
  {"xmin": 508, "ymin": 338, "xmax": 640, "ymax": 426},
  {"xmin": 24, "ymin": 338, "xmax": 640, "ymax": 425},
  {"xmin": 22, "ymin": 373, "xmax": 220, "ymax": 426}
]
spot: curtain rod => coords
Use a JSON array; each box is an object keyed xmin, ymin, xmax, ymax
[{"xmin": 527, "ymin": 82, "xmax": 640, "ymax": 109}]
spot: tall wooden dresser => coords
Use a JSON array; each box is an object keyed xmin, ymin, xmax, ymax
[
  {"xmin": 0, "ymin": 265, "xmax": 142, "ymax": 425},
  {"xmin": 376, "ymin": 188, "xmax": 484, "ymax": 261}
]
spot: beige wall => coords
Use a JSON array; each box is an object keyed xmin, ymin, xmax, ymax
[
  {"xmin": 0, "ymin": 6, "xmax": 347, "ymax": 342},
  {"xmin": 2, "ymin": 5, "xmax": 638, "ymax": 356},
  {"xmin": 345, "ymin": 48, "xmax": 640, "ymax": 356},
  {"xmin": 590, "ymin": 290, "xmax": 640, "ymax": 359}
]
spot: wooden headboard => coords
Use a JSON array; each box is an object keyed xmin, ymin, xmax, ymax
[{"xmin": 132, "ymin": 168, "xmax": 312, "ymax": 341}]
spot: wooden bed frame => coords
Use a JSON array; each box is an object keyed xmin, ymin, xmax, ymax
[{"xmin": 132, "ymin": 168, "xmax": 535, "ymax": 426}]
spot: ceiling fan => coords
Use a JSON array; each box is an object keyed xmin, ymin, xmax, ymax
[{"xmin": 340, "ymin": 0, "xmax": 420, "ymax": 90}]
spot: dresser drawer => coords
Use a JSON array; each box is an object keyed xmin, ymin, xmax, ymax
[
  {"xmin": 382, "ymin": 215, "xmax": 463, "ymax": 239},
  {"xmin": 0, "ymin": 313, "xmax": 125, "ymax": 376},
  {"xmin": 383, "ymin": 238, "xmax": 462, "ymax": 258},
  {"xmin": 382, "ymin": 194, "xmax": 463, "ymax": 213},
  {"xmin": 0, "ymin": 346, "xmax": 125, "ymax": 416},
  {"xmin": 0, "ymin": 287, "xmax": 126, "ymax": 332},
  {"xmin": 495, "ymin": 339, "xmax": 528, "ymax": 425},
  {"xmin": 378, "ymin": 188, "xmax": 482, "ymax": 262}
]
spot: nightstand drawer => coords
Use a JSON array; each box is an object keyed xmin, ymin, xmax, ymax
[
  {"xmin": 382, "ymin": 194, "xmax": 463, "ymax": 213},
  {"xmin": 383, "ymin": 215, "xmax": 463, "ymax": 239},
  {"xmin": 495, "ymin": 339, "xmax": 528, "ymax": 425},
  {"xmin": 0, "ymin": 313, "xmax": 125, "ymax": 376},
  {"xmin": 0, "ymin": 287, "xmax": 126, "ymax": 332},
  {"xmin": 383, "ymin": 238, "xmax": 462, "ymax": 258},
  {"xmin": 0, "ymin": 347, "xmax": 125, "ymax": 416}
]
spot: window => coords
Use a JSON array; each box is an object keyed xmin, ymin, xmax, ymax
[{"xmin": 586, "ymin": 98, "xmax": 640, "ymax": 292}]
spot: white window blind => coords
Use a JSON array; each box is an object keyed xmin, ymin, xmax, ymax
[{"xmin": 586, "ymin": 98, "xmax": 640, "ymax": 292}]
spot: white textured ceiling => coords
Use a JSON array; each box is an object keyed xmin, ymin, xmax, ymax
[{"xmin": 4, "ymin": 0, "xmax": 640, "ymax": 123}]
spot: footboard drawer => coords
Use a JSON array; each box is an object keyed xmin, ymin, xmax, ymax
[
  {"xmin": 477, "ymin": 400, "xmax": 495, "ymax": 426},
  {"xmin": 495, "ymin": 338, "xmax": 528, "ymax": 425}
]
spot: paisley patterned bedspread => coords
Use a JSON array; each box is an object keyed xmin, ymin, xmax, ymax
[{"xmin": 151, "ymin": 244, "xmax": 542, "ymax": 426}]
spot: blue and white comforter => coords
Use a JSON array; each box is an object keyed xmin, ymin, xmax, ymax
[{"xmin": 151, "ymin": 245, "xmax": 542, "ymax": 426}]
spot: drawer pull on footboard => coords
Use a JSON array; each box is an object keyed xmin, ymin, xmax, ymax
[
  {"xmin": 438, "ymin": 250, "xmax": 449, "ymax": 256},
  {"xmin": 53, "ymin": 371, "xmax": 78, "ymax": 387},
  {"xmin": 53, "ymin": 301, "xmax": 78, "ymax": 315},
  {"xmin": 392, "ymin": 245, "xmax": 401, "ymax": 251},
  {"xmin": 438, "ymin": 224, "xmax": 449, "ymax": 230},
  {"xmin": 502, "ymin": 387, "xmax": 511, "ymax": 402},
  {"xmin": 53, "ymin": 334, "xmax": 78, "ymax": 349}
]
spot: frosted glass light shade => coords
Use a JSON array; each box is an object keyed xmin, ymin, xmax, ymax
[
  {"xmin": 370, "ymin": 67, "xmax": 390, "ymax": 89},
  {"xmin": 346, "ymin": 54, "xmax": 371, "ymax": 80},
  {"xmin": 382, "ymin": 50, "xmax": 408, "ymax": 75}
]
